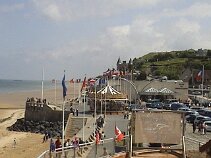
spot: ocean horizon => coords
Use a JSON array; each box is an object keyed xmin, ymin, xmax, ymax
[{"xmin": 0, "ymin": 79, "xmax": 58, "ymax": 94}]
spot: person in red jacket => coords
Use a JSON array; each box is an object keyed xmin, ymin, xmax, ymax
[{"xmin": 55, "ymin": 136, "xmax": 62, "ymax": 149}]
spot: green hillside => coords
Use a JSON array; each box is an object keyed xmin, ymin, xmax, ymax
[{"xmin": 133, "ymin": 50, "xmax": 211, "ymax": 80}]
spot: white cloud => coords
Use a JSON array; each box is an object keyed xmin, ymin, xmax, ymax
[
  {"xmin": 163, "ymin": 2, "xmax": 211, "ymax": 19},
  {"xmin": 0, "ymin": 3, "xmax": 24, "ymax": 13},
  {"xmin": 32, "ymin": 0, "xmax": 162, "ymax": 21}
]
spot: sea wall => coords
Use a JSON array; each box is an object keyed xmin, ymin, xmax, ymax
[{"xmin": 25, "ymin": 101, "xmax": 70, "ymax": 122}]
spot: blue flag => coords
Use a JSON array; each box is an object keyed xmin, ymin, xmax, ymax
[{"xmin": 62, "ymin": 74, "xmax": 67, "ymax": 98}]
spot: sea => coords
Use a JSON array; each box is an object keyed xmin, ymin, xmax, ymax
[{"xmin": 0, "ymin": 79, "xmax": 57, "ymax": 94}]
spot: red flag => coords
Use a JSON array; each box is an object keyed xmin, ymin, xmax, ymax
[
  {"xmin": 196, "ymin": 70, "xmax": 202, "ymax": 81},
  {"xmin": 70, "ymin": 79, "xmax": 74, "ymax": 83},
  {"xmin": 89, "ymin": 79, "xmax": 96, "ymax": 86},
  {"xmin": 96, "ymin": 132, "xmax": 100, "ymax": 144},
  {"xmin": 115, "ymin": 126, "xmax": 124, "ymax": 142},
  {"xmin": 81, "ymin": 76, "xmax": 86, "ymax": 92}
]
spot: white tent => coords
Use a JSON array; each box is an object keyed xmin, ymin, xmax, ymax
[
  {"xmin": 159, "ymin": 88, "xmax": 174, "ymax": 94},
  {"xmin": 144, "ymin": 87, "xmax": 159, "ymax": 93},
  {"xmin": 97, "ymin": 85, "xmax": 121, "ymax": 95}
]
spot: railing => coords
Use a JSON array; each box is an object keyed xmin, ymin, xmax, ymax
[{"xmin": 37, "ymin": 136, "xmax": 129, "ymax": 158}]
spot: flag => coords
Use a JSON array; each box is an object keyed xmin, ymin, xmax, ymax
[
  {"xmin": 96, "ymin": 132, "xmax": 100, "ymax": 144},
  {"xmin": 89, "ymin": 79, "xmax": 96, "ymax": 86},
  {"xmin": 115, "ymin": 125, "xmax": 124, "ymax": 142},
  {"xmin": 81, "ymin": 76, "xmax": 86, "ymax": 92},
  {"xmin": 99, "ymin": 78, "xmax": 106, "ymax": 85},
  {"xmin": 196, "ymin": 70, "xmax": 202, "ymax": 81},
  {"xmin": 70, "ymin": 79, "xmax": 74, "ymax": 83},
  {"xmin": 62, "ymin": 74, "xmax": 67, "ymax": 98}
]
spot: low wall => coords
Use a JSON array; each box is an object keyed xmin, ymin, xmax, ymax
[{"xmin": 25, "ymin": 102, "xmax": 71, "ymax": 122}]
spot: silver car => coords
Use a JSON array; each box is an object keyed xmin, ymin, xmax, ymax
[{"xmin": 204, "ymin": 121, "xmax": 211, "ymax": 132}]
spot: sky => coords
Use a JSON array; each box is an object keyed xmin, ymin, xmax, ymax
[{"xmin": 0, "ymin": 0, "xmax": 211, "ymax": 80}]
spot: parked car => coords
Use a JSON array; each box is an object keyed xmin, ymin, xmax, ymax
[
  {"xmin": 146, "ymin": 99, "xmax": 160, "ymax": 108},
  {"xmin": 186, "ymin": 114, "xmax": 199, "ymax": 123},
  {"xmin": 203, "ymin": 110, "xmax": 211, "ymax": 118},
  {"xmin": 163, "ymin": 99, "xmax": 178, "ymax": 110},
  {"xmin": 185, "ymin": 110, "xmax": 199, "ymax": 116},
  {"xmin": 204, "ymin": 121, "xmax": 211, "ymax": 132},
  {"xmin": 170, "ymin": 103, "xmax": 187, "ymax": 111},
  {"xmin": 128, "ymin": 104, "xmax": 142, "ymax": 111},
  {"xmin": 149, "ymin": 102, "xmax": 164, "ymax": 109},
  {"xmin": 190, "ymin": 107, "xmax": 203, "ymax": 111},
  {"xmin": 194, "ymin": 115, "xmax": 210, "ymax": 125}
]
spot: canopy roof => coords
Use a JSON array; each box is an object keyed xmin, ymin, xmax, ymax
[
  {"xmin": 159, "ymin": 88, "xmax": 174, "ymax": 94},
  {"xmin": 97, "ymin": 85, "xmax": 121, "ymax": 95},
  {"xmin": 144, "ymin": 87, "xmax": 159, "ymax": 93},
  {"xmin": 143, "ymin": 87, "xmax": 174, "ymax": 94},
  {"xmin": 88, "ymin": 84, "xmax": 128, "ymax": 100}
]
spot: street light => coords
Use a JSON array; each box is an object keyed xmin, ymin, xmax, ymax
[{"xmin": 120, "ymin": 77, "xmax": 139, "ymax": 104}]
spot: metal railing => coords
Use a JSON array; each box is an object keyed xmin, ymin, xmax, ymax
[{"xmin": 37, "ymin": 136, "xmax": 129, "ymax": 158}]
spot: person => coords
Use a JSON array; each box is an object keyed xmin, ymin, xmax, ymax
[
  {"xmin": 66, "ymin": 138, "xmax": 71, "ymax": 147},
  {"xmin": 13, "ymin": 138, "xmax": 16, "ymax": 148},
  {"xmin": 55, "ymin": 136, "xmax": 62, "ymax": 150},
  {"xmin": 49, "ymin": 139, "xmax": 56, "ymax": 152},
  {"xmin": 72, "ymin": 134, "xmax": 79, "ymax": 148},
  {"xmin": 72, "ymin": 109, "xmax": 75, "ymax": 116},
  {"xmin": 102, "ymin": 147, "xmax": 108, "ymax": 156},
  {"xmin": 193, "ymin": 122, "xmax": 196, "ymax": 133},
  {"xmin": 76, "ymin": 109, "xmax": 79, "ymax": 116},
  {"xmin": 202, "ymin": 122, "xmax": 206, "ymax": 135}
]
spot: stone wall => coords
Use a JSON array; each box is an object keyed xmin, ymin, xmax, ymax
[{"xmin": 25, "ymin": 101, "xmax": 71, "ymax": 122}]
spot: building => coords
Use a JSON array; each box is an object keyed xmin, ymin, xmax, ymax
[{"xmin": 116, "ymin": 57, "xmax": 133, "ymax": 72}]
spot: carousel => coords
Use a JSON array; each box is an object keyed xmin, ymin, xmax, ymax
[{"xmin": 87, "ymin": 83, "xmax": 128, "ymax": 113}]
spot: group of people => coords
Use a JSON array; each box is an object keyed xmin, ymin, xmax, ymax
[
  {"xmin": 193, "ymin": 121, "xmax": 207, "ymax": 135},
  {"xmin": 70, "ymin": 106, "xmax": 79, "ymax": 116}
]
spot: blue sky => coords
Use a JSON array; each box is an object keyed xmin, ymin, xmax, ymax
[{"xmin": 0, "ymin": 0, "xmax": 211, "ymax": 80}]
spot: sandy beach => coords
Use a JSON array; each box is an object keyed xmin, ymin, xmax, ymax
[{"xmin": 0, "ymin": 83, "xmax": 80, "ymax": 158}]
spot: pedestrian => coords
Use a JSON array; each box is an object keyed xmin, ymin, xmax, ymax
[
  {"xmin": 193, "ymin": 122, "xmax": 196, "ymax": 133},
  {"xmin": 50, "ymin": 139, "xmax": 56, "ymax": 152},
  {"xmin": 76, "ymin": 109, "xmax": 79, "ymax": 116},
  {"xmin": 55, "ymin": 136, "xmax": 62, "ymax": 151},
  {"xmin": 72, "ymin": 134, "xmax": 79, "ymax": 148},
  {"xmin": 72, "ymin": 109, "xmax": 75, "ymax": 116},
  {"xmin": 198, "ymin": 122, "xmax": 201, "ymax": 133},
  {"xmin": 202, "ymin": 122, "xmax": 206, "ymax": 135},
  {"xmin": 13, "ymin": 138, "xmax": 16, "ymax": 148},
  {"xmin": 101, "ymin": 147, "xmax": 108, "ymax": 157}
]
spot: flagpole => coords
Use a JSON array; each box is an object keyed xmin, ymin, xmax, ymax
[
  {"xmin": 62, "ymin": 97, "xmax": 65, "ymax": 157},
  {"xmin": 82, "ymin": 75, "xmax": 86, "ymax": 141},
  {"xmin": 74, "ymin": 80, "xmax": 75, "ymax": 100},
  {"xmin": 202, "ymin": 65, "xmax": 204, "ymax": 98},
  {"xmin": 100, "ymin": 82, "xmax": 103, "ymax": 116},
  {"xmin": 55, "ymin": 79, "xmax": 57, "ymax": 106},
  {"xmin": 130, "ymin": 70, "xmax": 132, "ymax": 106},
  {"xmin": 94, "ymin": 81, "xmax": 97, "ymax": 131},
  {"xmin": 62, "ymin": 70, "xmax": 67, "ymax": 158},
  {"xmin": 104, "ymin": 77, "xmax": 107, "ymax": 118},
  {"xmin": 41, "ymin": 67, "xmax": 44, "ymax": 101}
]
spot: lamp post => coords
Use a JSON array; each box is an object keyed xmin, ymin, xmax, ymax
[{"xmin": 120, "ymin": 77, "xmax": 139, "ymax": 104}]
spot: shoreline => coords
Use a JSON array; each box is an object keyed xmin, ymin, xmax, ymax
[{"xmin": 0, "ymin": 83, "xmax": 80, "ymax": 158}]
